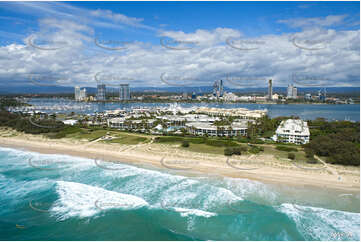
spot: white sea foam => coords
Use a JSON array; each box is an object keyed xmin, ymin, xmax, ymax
[
  {"xmin": 278, "ymin": 203, "xmax": 360, "ymax": 240},
  {"xmin": 173, "ymin": 207, "xmax": 217, "ymax": 218},
  {"xmin": 51, "ymin": 181, "xmax": 148, "ymax": 220}
]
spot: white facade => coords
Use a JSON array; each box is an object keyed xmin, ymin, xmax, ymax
[
  {"xmin": 186, "ymin": 122, "xmax": 247, "ymax": 137},
  {"xmin": 274, "ymin": 119, "xmax": 310, "ymax": 144},
  {"xmin": 75, "ymin": 86, "xmax": 86, "ymax": 101},
  {"xmin": 287, "ymin": 84, "xmax": 297, "ymax": 99},
  {"xmin": 119, "ymin": 84, "xmax": 130, "ymax": 100},
  {"xmin": 63, "ymin": 119, "xmax": 78, "ymax": 126},
  {"xmin": 195, "ymin": 107, "xmax": 267, "ymax": 119}
]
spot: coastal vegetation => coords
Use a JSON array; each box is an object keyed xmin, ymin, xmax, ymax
[{"xmin": 0, "ymin": 97, "xmax": 359, "ymax": 167}]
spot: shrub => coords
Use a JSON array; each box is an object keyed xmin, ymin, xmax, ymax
[
  {"xmin": 276, "ymin": 146, "xmax": 298, "ymax": 152},
  {"xmin": 181, "ymin": 140, "xmax": 190, "ymax": 147},
  {"xmin": 249, "ymin": 145, "xmax": 264, "ymax": 154},
  {"xmin": 239, "ymin": 146, "xmax": 248, "ymax": 152},
  {"xmin": 224, "ymin": 147, "xmax": 233, "ymax": 156},
  {"xmin": 232, "ymin": 147, "xmax": 242, "ymax": 155},
  {"xmin": 304, "ymin": 148, "xmax": 315, "ymax": 158},
  {"xmin": 205, "ymin": 139, "xmax": 238, "ymax": 147},
  {"xmin": 307, "ymin": 159, "xmax": 317, "ymax": 164},
  {"xmin": 288, "ymin": 153, "xmax": 296, "ymax": 160}
]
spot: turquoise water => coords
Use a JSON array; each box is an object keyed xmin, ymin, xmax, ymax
[{"xmin": 0, "ymin": 146, "xmax": 359, "ymax": 241}]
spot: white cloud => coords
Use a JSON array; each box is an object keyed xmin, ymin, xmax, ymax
[{"xmin": 0, "ymin": 14, "xmax": 359, "ymax": 89}]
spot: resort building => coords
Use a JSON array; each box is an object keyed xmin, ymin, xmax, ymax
[
  {"xmin": 185, "ymin": 121, "xmax": 247, "ymax": 137},
  {"xmin": 273, "ymin": 119, "xmax": 310, "ymax": 144},
  {"xmin": 107, "ymin": 117, "xmax": 155, "ymax": 130},
  {"xmin": 195, "ymin": 107, "xmax": 267, "ymax": 119}
]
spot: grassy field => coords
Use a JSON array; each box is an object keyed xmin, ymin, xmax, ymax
[
  {"xmin": 180, "ymin": 143, "xmax": 226, "ymax": 155},
  {"xmin": 104, "ymin": 135, "xmax": 148, "ymax": 145},
  {"xmin": 67, "ymin": 129, "xmax": 107, "ymax": 140},
  {"xmin": 58, "ymin": 127, "xmax": 312, "ymax": 162}
]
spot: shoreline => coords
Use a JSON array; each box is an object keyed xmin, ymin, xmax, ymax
[{"xmin": 0, "ymin": 134, "xmax": 359, "ymax": 193}]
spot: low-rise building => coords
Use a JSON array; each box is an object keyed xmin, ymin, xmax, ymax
[
  {"xmin": 62, "ymin": 119, "xmax": 78, "ymax": 126},
  {"xmin": 273, "ymin": 119, "xmax": 310, "ymax": 144},
  {"xmin": 195, "ymin": 107, "xmax": 267, "ymax": 119},
  {"xmin": 185, "ymin": 121, "xmax": 247, "ymax": 137}
]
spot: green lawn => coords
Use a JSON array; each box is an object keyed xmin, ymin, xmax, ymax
[
  {"xmin": 104, "ymin": 135, "xmax": 148, "ymax": 145},
  {"xmin": 180, "ymin": 143, "xmax": 226, "ymax": 155},
  {"xmin": 66, "ymin": 129, "xmax": 107, "ymax": 140}
]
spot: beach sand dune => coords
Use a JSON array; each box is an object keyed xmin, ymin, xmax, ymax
[{"xmin": 0, "ymin": 129, "xmax": 359, "ymax": 192}]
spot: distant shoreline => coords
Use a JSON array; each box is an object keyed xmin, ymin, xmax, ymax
[{"xmin": 0, "ymin": 132, "xmax": 359, "ymax": 193}]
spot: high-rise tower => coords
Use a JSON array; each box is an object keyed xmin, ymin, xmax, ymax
[
  {"xmin": 268, "ymin": 79, "xmax": 273, "ymax": 100},
  {"xmin": 119, "ymin": 84, "xmax": 130, "ymax": 100},
  {"xmin": 97, "ymin": 84, "xmax": 106, "ymax": 101}
]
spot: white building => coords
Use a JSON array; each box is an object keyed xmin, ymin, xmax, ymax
[
  {"xmin": 75, "ymin": 86, "xmax": 86, "ymax": 101},
  {"xmin": 223, "ymin": 92, "xmax": 239, "ymax": 102},
  {"xmin": 63, "ymin": 119, "xmax": 78, "ymax": 126},
  {"xmin": 185, "ymin": 122, "xmax": 247, "ymax": 137},
  {"xmin": 273, "ymin": 119, "xmax": 310, "ymax": 144},
  {"xmin": 195, "ymin": 107, "xmax": 267, "ymax": 119},
  {"xmin": 119, "ymin": 84, "xmax": 130, "ymax": 100},
  {"xmin": 287, "ymin": 84, "xmax": 297, "ymax": 99}
]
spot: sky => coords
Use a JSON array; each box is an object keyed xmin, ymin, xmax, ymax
[{"xmin": 0, "ymin": 1, "xmax": 359, "ymax": 89}]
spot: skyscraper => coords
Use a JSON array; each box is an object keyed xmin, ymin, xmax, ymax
[
  {"xmin": 75, "ymin": 86, "xmax": 86, "ymax": 101},
  {"xmin": 213, "ymin": 80, "xmax": 224, "ymax": 98},
  {"xmin": 219, "ymin": 79, "xmax": 224, "ymax": 97},
  {"xmin": 74, "ymin": 86, "xmax": 81, "ymax": 101},
  {"xmin": 80, "ymin": 88, "xmax": 86, "ymax": 100},
  {"xmin": 268, "ymin": 79, "xmax": 273, "ymax": 100},
  {"xmin": 97, "ymin": 84, "xmax": 106, "ymax": 101},
  {"xmin": 292, "ymin": 86, "xmax": 297, "ymax": 98},
  {"xmin": 287, "ymin": 84, "xmax": 297, "ymax": 99},
  {"xmin": 119, "ymin": 84, "xmax": 130, "ymax": 100}
]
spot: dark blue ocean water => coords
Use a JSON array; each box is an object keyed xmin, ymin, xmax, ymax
[
  {"xmin": 0, "ymin": 147, "xmax": 359, "ymax": 241},
  {"xmin": 24, "ymin": 98, "xmax": 360, "ymax": 121}
]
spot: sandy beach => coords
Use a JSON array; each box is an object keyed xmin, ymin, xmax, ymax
[{"xmin": 0, "ymin": 128, "xmax": 359, "ymax": 192}]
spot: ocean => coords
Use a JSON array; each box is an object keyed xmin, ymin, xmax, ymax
[{"xmin": 0, "ymin": 146, "xmax": 359, "ymax": 241}]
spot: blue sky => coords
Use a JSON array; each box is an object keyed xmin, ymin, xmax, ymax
[{"xmin": 0, "ymin": 1, "xmax": 359, "ymax": 88}]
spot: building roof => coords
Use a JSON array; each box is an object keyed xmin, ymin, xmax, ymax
[
  {"xmin": 186, "ymin": 122, "xmax": 247, "ymax": 130},
  {"xmin": 276, "ymin": 119, "xmax": 310, "ymax": 136}
]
